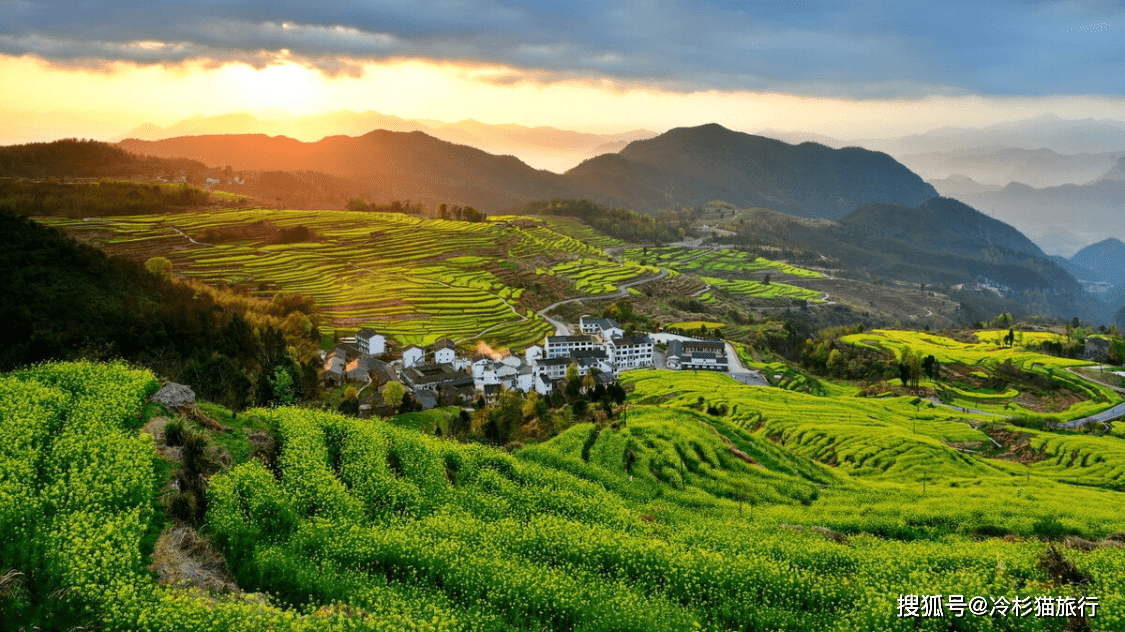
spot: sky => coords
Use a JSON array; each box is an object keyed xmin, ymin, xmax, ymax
[{"xmin": 1, "ymin": 0, "xmax": 1123, "ymax": 141}]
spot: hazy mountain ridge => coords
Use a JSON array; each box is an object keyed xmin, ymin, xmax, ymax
[
  {"xmin": 120, "ymin": 111, "xmax": 654, "ymax": 173},
  {"xmin": 118, "ymin": 123, "xmax": 939, "ymax": 218},
  {"xmin": 898, "ymin": 147, "xmax": 1125, "ymax": 189},
  {"xmin": 955, "ymin": 176, "xmax": 1125, "ymax": 257}
]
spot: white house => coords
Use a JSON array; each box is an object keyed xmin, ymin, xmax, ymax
[
  {"xmin": 580, "ymin": 316, "xmax": 624, "ymax": 340},
  {"xmin": 402, "ymin": 345, "xmax": 425, "ymax": 368},
  {"xmin": 534, "ymin": 373, "xmax": 554, "ymax": 395},
  {"xmin": 524, "ymin": 344, "xmax": 544, "ymax": 364},
  {"xmin": 356, "ymin": 328, "xmax": 386, "ymax": 356},
  {"xmin": 433, "ymin": 338, "xmax": 457, "ymax": 365},
  {"xmin": 545, "ymin": 334, "xmax": 598, "ymax": 359}
]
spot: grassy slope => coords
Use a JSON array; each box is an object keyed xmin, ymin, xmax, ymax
[{"xmin": 5, "ymin": 361, "xmax": 1125, "ymax": 632}]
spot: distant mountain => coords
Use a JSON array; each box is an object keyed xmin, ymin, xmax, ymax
[
  {"xmin": 754, "ymin": 129, "xmax": 848, "ymax": 148},
  {"xmin": 119, "ymin": 124, "xmax": 939, "ymax": 219},
  {"xmin": 566, "ymin": 123, "xmax": 938, "ymax": 218},
  {"xmin": 1072, "ymin": 238, "xmax": 1125, "ymax": 287},
  {"xmin": 955, "ymin": 175, "xmax": 1125, "ymax": 257},
  {"xmin": 119, "ymin": 111, "xmax": 653, "ymax": 173},
  {"xmin": 897, "ymin": 147, "xmax": 1124, "ymax": 188},
  {"xmin": 120, "ymin": 130, "xmax": 572, "ymax": 210},
  {"xmin": 1095, "ymin": 156, "xmax": 1125, "ymax": 182},
  {"xmin": 927, "ymin": 174, "xmax": 1003, "ymax": 198},
  {"xmin": 857, "ymin": 114, "xmax": 1125, "ymax": 156}
]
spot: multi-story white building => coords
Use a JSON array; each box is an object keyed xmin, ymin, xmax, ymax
[
  {"xmin": 545, "ymin": 334, "xmax": 598, "ymax": 358},
  {"xmin": 608, "ymin": 334, "xmax": 653, "ymax": 370},
  {"xmin": 356, "ymin": 328, "xmax": 386, "ymax": 356}
]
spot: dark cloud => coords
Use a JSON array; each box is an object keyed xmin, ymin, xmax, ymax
[{"xmin": 1, "ymin": 0, "xmax": 1122, "ymax": 97}]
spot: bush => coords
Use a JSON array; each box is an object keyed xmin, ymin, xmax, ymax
[
  {"xmin": 163, "ymin": 418, "xmax": 186, "ymax": 446},
  {"xmin": 1031, "ymin": 516, "xmax": 1080, "ymax": 540}
]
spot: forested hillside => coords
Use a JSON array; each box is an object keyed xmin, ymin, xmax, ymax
[{"xmin": 0, "ymin": 210, "xmax": 321, "ymax": 407}]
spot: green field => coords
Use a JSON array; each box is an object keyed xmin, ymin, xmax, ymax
[
  {"xmin": 666, "ymin": 320, "xmax": 726, "ymax": 331},
  {"xmin": 625, "ymin": 246, "xmax": 823, "ymax": 278},
  {"xmin": 701, "ymin": 275, "xmax": 823, "ymax": 302},
  {"xmin": 6, "ymin": 361, "xmax": 1124, "ymax": 631},
  {"xmin": 839, "ymin": 329, "xmax": 1121, "ymax": 421},
  {"xmin": 43, "ymin": 209, "xmax": 655, "ymax": 350}
]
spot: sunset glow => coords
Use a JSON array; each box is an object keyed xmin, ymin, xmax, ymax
[{"xmin": 5, "ymin": 52, "xmax": 1125, "ymax": 146}]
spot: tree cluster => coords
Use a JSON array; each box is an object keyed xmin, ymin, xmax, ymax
[
  {"xmin": 0, "ymin": 180, "xmax": 211, "ymax": 218},
  {"xmin": 518, "ymin": 199, "xmax": 682, "ymax": 243}
]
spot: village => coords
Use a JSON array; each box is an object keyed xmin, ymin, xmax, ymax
[{"xmin": 320, "ymin": 315, "xmax": 734, "ymax": 415}]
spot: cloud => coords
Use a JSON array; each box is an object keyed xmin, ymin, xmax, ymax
[{"xmin": 2, "ymin": 0, "xmax": 1124, "ymax": 97}]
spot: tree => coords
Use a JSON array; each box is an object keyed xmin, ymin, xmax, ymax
[
  {"xmin": 762, "ymin": 274, "xmax": 771, "ymax": 286},
  {"xmin": 145, "ymin": 256, "xmax": 173, "ymax": 279},
  {"xmin": 337, "ymin": 386, "xmax": 359, "ymax": 416},
  {"xmin": 582, "ymin": 372, "xmax": 596, "ymax": 394},
  {"xmin": 565, "ymin": 363, "xmax": 579, "ymax": 383},
  {"xmin": 521, "ymin": 391, "xmax": 540, "ymax": 421},
  {"xmin": 381, "ymin": 380, "xmax": 405, "ymax": 409},
  {"xmin": 826, "ymin": 348, "xmax": 843, "ymax": 376},
  {"xmin": 1109, "ymin": 337, "xmax": 1125, "ymax": 366},
  {"xmin": 922, "ymin": 354, "xmax": 938, "ymax": 381},
  {"xmin": 271, "ymin": 366, "xmax": 296, "ymax": 406}
]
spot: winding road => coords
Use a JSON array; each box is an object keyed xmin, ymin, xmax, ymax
[
  {"xmin": 924, "ymin": 366, "xmax": 1125, "ymax": 429},
  {"xmin": 537, "ymin": 268, "xmax": 669, "ymax": 336},
  {"xmin": 1057, "ymin": 367, "xmax": 1125, "ymax": 429}
]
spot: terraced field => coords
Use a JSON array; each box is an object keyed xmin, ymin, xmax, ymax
[
  {"xmin": 43, "ymin": 209, "xmax": 653, "ymax": 350},
  {"xmin": 545, "ymin": 258, "xmax": 660, "ymax": 295},
  {"xmin": 625, "ymin": 246, "xmax": 823, "ymax": 278},
  {"xmin": 839, "ymin": 329, "xmax": 1121, "ymax": 421},
  {"xmin": 702, "ymin": 275, "xmax": 823, "ymax": 303}
]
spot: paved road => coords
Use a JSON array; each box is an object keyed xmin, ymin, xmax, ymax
[
  {"xmin": 724, "ymin": 341, "xmax": 768, "ymax": 386},
  {"xmin": 1057, "ymin": 367, "xmax": 1125, "ymax": 428},
  {"xmin": 923, "ymin": 367, "xmax": 1125, "ymax": 428},
  {"xmin": 537, "ymin": 268, "xmax": 669, "ymax": 335}
]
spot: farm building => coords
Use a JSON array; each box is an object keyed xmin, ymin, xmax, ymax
[
  {"xmin": 580, "ymin": 316, "xmax": 624, "ymax": 339},
  {"xmin": 401, "ymin": 363, "xmax": 474, "ymax": 393},
  {"xmin": 321, "ymin": 354, "xmax": 346, "ymax": 386}
]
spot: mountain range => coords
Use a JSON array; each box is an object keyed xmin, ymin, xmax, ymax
[
  {"xmin": 950, "ymin": 162, "xmax": 1125, "ymax": 257},
  {"xmin": 118, "ymin": 111, "xmax": 653, "ymax": 173},
  {"xmin": 903, "ymin": 147, "xmax": 1125, "ymax": 189},
  {"xmin": 119, "ymin": 123, "xmax": 938, "ymax": 220}
]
